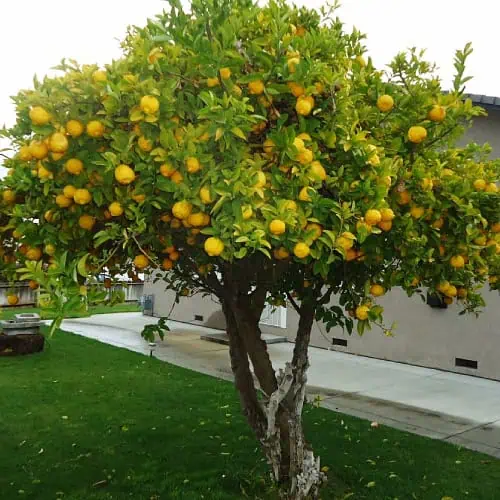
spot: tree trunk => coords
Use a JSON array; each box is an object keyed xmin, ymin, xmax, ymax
[{"xmin": 221, "ymin": 293, "xmax": 326, "ymax": 499}]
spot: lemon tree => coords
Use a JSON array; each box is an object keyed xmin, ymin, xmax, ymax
[{"xmin": 1, "ymin": 0, "xmax": 499, "ymax": 497}]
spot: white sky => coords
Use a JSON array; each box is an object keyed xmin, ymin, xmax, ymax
[{"xmin": 1, "ymin": 0, "xmax": 498, "ymax": 163}]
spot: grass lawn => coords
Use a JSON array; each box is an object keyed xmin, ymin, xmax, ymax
[
  {"xmin": 0, "ymin": 302, "xmax": 141, "ymax": 321},
  {"xmin": 0, "ymin": 331, "xmax": 499, "ymax": 499}
]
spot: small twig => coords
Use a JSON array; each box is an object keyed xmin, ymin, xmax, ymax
[{"xmin": 286, "ymin": 292, "xmax": 301, "ymax": 314}]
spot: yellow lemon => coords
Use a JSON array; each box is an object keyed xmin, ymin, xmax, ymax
[
  {"xmin": 172, "ymin": 200, "xmax": 192, "ymax": 220},
  {"xmin": 219, "ymin": 67, "xmax": 231, "ymax": 80},
  {"xmin": 115, "ymin": 164, "xmax": 136, "ymax": 185},
  {"xmin": 299, "ymin": 186, "xmax": 313, "ymax": 202},
  {"xmin": 63, "ymin": 185, "xmax": 76, "ymax": 199},
  {"xmin": 66, "ymin": 119, "xmax": 84, "ymax": 137},
  {"xmin": 287, "ymin": 56, "xmax": 300, "ymax": 73},
  {"xmin": 29, "ymin": 140, "xmax": 49, "ymax": 160},
  {"xmin": 162, "ymin": 258, "xmax": 174, "ymax": 270},
  {"xmin": 200, "ymin": 186, "xmax": 212, "ymax": 204},
  {"xmin": 297, "ymin": 149, "xmax": 313, "ymax": 165},
  {"xmin": 186, "ymin": 157, "xmax": 201, "ymax": 173},
  {"xmin": 410, "ymin": 206, "xmax": 425, "ymax": 219},
  {"xmin": 370, "ymin": 284, "xmax": 385, "ymax": 297},
  {"xmin": 295, "ymin": 95, "xmax": 314, "ymax": 116},
  {"xmin": 305, "ymin": 223, "xmax": 322, "ymax": 240},
  {"xmin": 248, "ymin": 80, "xmax": 265, "ymax": 95},
  {"xmin": 365, "ymin": 209, "xmax": 382, "ymax": 225},
  {"xmin": 309, "ymin": 161, "xmax": 326, "ymax": 181},
  {"xmin": 378, "ymin": 220, "xmax": 392, "ymax": 231},
  {"xmin": 55, "ymin": 194, "xmax": 73, "ymax": 208},
  {"xmin": 376, "ymin": 94, "xmax": 394, "ymax": 112},
  {"xmin": 274, "ymin": 247, "xmax": 290, "ymax": 260},
  {"xmin": 485, "ymin": 182, "xmax": 498, "ymax": 193},
  {"xmin": 160, "ymin": 163, "xmax": 175, "ymax": 177},
  {"xmin": 428, "ymin": 105, "xmax": 446, "ymax": 122},
  {"xmin": 171, "ymin": 171, "xmax": 183, "ymax": 184},
  {"xmin": 44, "ymin": 244, "xmax": 56, "ymax": 255},
  {"xmin": 408, "ymin": 126, "xmax": 427, "ymax": 144},
  {"xmin": 138, "ymin": 136, "xmax": 153, "ymax": 152},
  {"xmin": 432, "ymin": 217, "xmax": 444, "ymax": 229},
  {"xmin": 293, "ymin": 137, "xmax": 305, "ymax": 152},
  {"xmin": 65, "ymin": 158, "xmax": 84, "ymax": 175},
  {"xmin": 26, "ymin": 247, "xmax": 42, "ymax": 261},
  {"xmin": 134, "ymin": 254, "xmax": 149, "ymax": 269},
  {"xmin": 204, "ymin": 237, "xmax": 224, "ymax": 256},
  {"xmin": 78, "ymin": 215, "xmax": 96, "ymax": 230},
  {"xmin": 421, "ymin": 178, "xmax": 434, "ymax": 191},
  {"xmin": 269, "ymin": 219, "xmax": 286, "ymax": 235},
  {"xmin": 293, "ymin": 242, "xmax": 310, "ymax": 259},
  {"xmin": 7, "ymin": 294, "xmax": 19, "ymax": 306},
  {"xmin": 288, "ymin": 82, "xmax": 305, "ymax": 97},
  {"xmin": 29, "ymin": 106, "xmax": 51, "ymax": 125},
  {"xmin": 2, "ymin": 190, "xmax": 16, "ymax": 203},
  {"xmin": 187, "ymin": 212, "xmax": 206, "ymax": 227},
  {"xmin": 380, "ymin": 208, "xmax": 395, "ymax": 222},
  {"xmin": 207, "ymin": 77, "xmax": 219, "ymax": 87},
  {"xmin": 450, "ymin": 255, "xmax": 465, "ymax": 268},
  {"xmin": 109, "ymin": 202, "xmax": 124, "ymax": 216},
  {"xmin": 355, "ymin": 305, "xmax": 370, "ymax": 320},
  {"xmin": 74, "ymin": 189, "xmax": 92, "ymax": 205},
  {"xmin": 28, "ymin": 280, "xmax": 39, "ymax": 290},
  {"xmin": 140, "ymin": 95, "xmax": 160, "ymax": 115},
  {"xmin": 18, "ymin": 145, "xmax": 33, "ymax": 161},
  {"xmin": 473, "ymin": 179, "xmax": 486, "ymax": 191},
  {"xmin": 397, "ymin": 190, "xmax": 411, "ymax": 205},
  {"xmin": 48, "ymin": 132, "xmax": 69, "ymax": 153},
  {"xmin": 336, "ymin": 232, "xmax": 355, "ymax": 250},
  {"xmin": 132, "ymin": 193, "xmax": 145, "ymax": 203},
  {"xmin": 242, "ymin": 205, "xmax": 253, "ymax": 219},
  {"xmin": 86, "ymin": 120, "xmax": 105, "ymax": 138}
]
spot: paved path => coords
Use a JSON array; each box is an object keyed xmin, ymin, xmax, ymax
[{"xmin": 59, "ymin": 312, "xmax": 500, "ymax": 458}]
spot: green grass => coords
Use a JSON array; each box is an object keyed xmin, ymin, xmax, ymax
[
  {"xmin": 0, "ymin": 302, "xmax": 141, "ymax": 321},
  {"xmin": 0, "ymin": 331, "xmax": 499, "ymax": 499}
]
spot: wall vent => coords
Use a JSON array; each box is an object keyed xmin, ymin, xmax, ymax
[
  {"xmin": 455, "ymin": 357, "xmax": 478, "ymax": 369},
  {"xmin": 194, "ymin": 314, "xmax": 204, "ymax": 321},
  {"xmin": 332, "ymin": 338, "xmax": 348, "ymax": 347}
]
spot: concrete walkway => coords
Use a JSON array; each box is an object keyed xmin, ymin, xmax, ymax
[{"xmin": 59, "ymin": 312, "xmax": 500, "ymax": 459}]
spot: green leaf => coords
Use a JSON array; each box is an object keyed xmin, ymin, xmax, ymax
[
  {"xmin": 231, "ymin": 127, "xmax": 247, "ymax": 141},
  {"xmin": 130, "ymin": 109, "xmax": 144, "ymax": 122},
  {"xmin": 77, "ymin": 254, "xmax": 90, "ymax": 277},
  {"xmin": 257, "ymin": 247, "xmax": 271, "ymax": 259}
]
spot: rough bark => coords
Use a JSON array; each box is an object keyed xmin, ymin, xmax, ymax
[
  {"xmin": 222, "ymin": 301, "xmax": 267, "ymax": 441},
  {"xmin": 218, "ymin": 266, "xmax": 325, "ymax": 499}
]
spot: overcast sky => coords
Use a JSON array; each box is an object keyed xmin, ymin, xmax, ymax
[{"xmin": 1, "ymin": 0, "xmax": 498, "ymax": 162}]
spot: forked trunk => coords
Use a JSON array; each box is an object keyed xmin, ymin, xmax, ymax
[{"xmin": 222, "ymin": 296, "xmax": 326, "ymax": 499}]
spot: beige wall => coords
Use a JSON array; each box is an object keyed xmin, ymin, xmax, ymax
[
  {"xmin": 461, "ymin": 109, "xmax": 500, "ymax": 158},
  {"xmin": 144, "ymin": 109, "xmax": 500, "ymax": 380}
]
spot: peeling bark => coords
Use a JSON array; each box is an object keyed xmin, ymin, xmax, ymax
[{"xmin": 218, "ymin": 270, "xmax": 325, "ymax": 499}]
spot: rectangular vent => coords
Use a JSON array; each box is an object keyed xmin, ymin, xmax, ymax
[
  {"xmin": 455, "ymin": 357, "xmax": 478, "ymax": 369},
  {"xmin": 332, "ymin": 338, "xmax": 348, "ymax": 347},
  {"xmin": 194, "ymin": 315, "xmax": 204, "ymax": 321}
]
